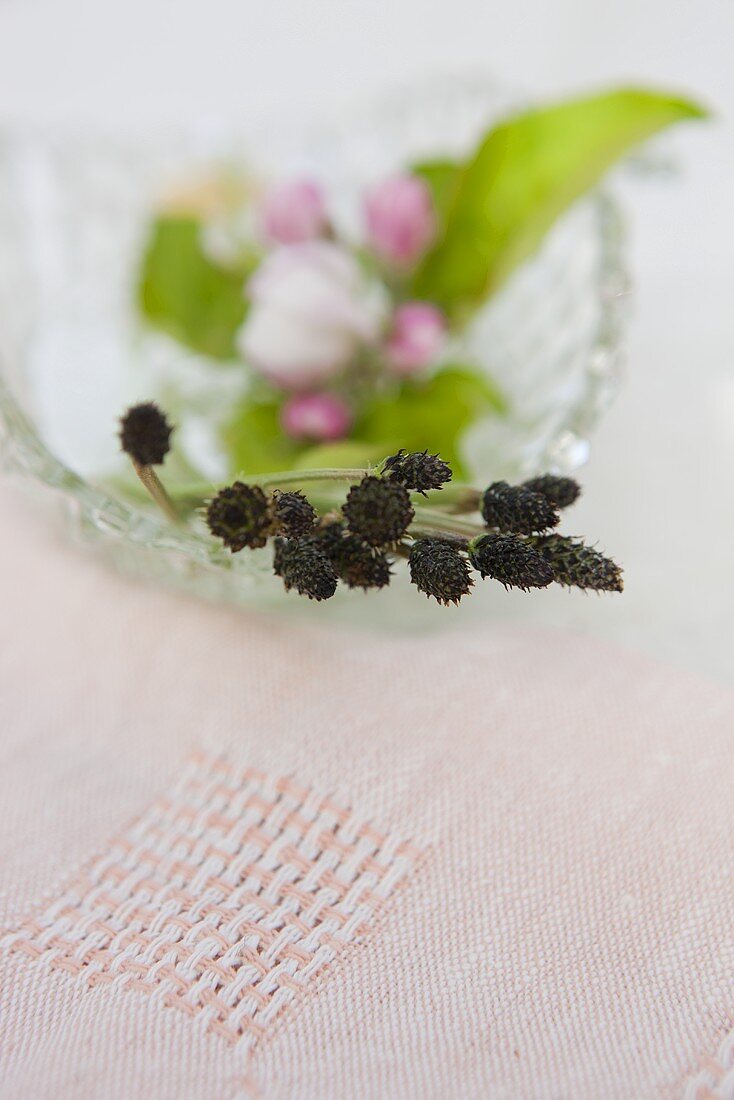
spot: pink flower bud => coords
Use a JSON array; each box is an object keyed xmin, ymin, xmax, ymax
[
  {"xmin": 281, "ymin": 392, "xmax": 352, "ymax": 443},
  {"xmin": 260, "ymin": 179, "xmax": 328, "ymax": 244},
  {"xmin": 364, "ymin": 174, "xmax": 436, "ymax": 268},
  {"xmin": 386, "ymin": 302, "xmax": 446, "ymax": 375}
]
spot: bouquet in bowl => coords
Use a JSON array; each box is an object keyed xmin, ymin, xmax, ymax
[
  {"xmin": 0, "ymin": 79, "xmax": 705, "ymax": 613},
  {"xmin": 117, "ymin": 85, "xmax": 704, "ymax": 609},
  {"xmin": 137, "ymin": 85, "xmax": 704, "ymax": 486}
]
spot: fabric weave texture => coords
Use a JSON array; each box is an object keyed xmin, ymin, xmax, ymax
[{"xmin": 1, "ymin": 483, "xmax": 734, "ymax": 1099}]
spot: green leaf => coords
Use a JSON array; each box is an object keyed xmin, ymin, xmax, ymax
[
  {"xmin": 354, "ymin": 365, "xmax": 506, "ymax": 477},
  {"xmin": 293, "ymin": 441, "xmax": 388, "ymax": 470},
  {"xmin": 221, "ymin": 396, "xmax": 302, "ymax": 475},
  {"xmin": 412, "ymin": 87, "xmax": 707, "ymax": 318},
  {"xmin": 412, "ymin": 158, "xmax": 461, "ymax": 226},
  {"xmin": 138, "ymin": 217, "xmax": 249, "ymax": 360}
]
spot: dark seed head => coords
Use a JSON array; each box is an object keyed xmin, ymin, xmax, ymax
[
  {"xmin": 206, "ymin": 482, "xmax": 276, "ymax": 551},
  {"xmin": 521, "ymin": 474, "xmax": 581, "ymax": 509},
  {"xmin": 468, "ymin": 533, "xmax": 554, "ymax": 590},
  {"xmin": 273, "ymin": 490, "xmax": 317, "ymax": 538},
  {"xmin": 331, "ymin": 535, "xmax": 392, "ymax": 591},
  {"xmin": 481, "ymin": 481, "xmax": 559, "ymax": 534},
  {"xmin": 308, "ymin": 520, "xmax": 349, "ymax": 559},
  {"xmin": 408, "ymin": 538, "xmax": 473, "ymax": 606},
  {"xmin": 272, "ymin": 536, "xmax": 288, "ymax": 578},
  {"xmin": 527, "ymin": 535, "xmax": 623, "ymax": 592},
  {"xmin": 342, "ymin": 475, "xmax": 414, "ymax": 546},
  {"xmin": 382, "ymin": 449, "xmax": 452, "ymax": 495},
  {"xmin": 119, "ymin": 402, "xmax": 172, "ymax": 466},
  {"xmin": 273, "ymin": 537, "xmax": 338, "ymax": 601}
]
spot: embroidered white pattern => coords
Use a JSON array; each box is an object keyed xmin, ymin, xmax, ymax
[
  {"xmin": 685, "ymin": 1026, "xmax": 734, "ymax": 1100},
  {"xmin": 3, "ymin": 754, "xmax": 420, "ymax": 1046}
]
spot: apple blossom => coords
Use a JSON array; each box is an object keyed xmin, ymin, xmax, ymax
[{"xmin": 237, "ymin": 241, "xmax": 387, "ymax": 388}]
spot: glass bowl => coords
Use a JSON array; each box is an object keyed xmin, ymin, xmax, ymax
[{"xmin": 0, "ymin": 77, "xmax": 629, "ymax": 616}]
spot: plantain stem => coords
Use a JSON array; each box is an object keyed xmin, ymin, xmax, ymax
[
  {"xmin": 132, "ymin": 461, "xmax": 180, "ymax": 524},
  {"xmin": 410, "ymin": 505, "xmax": 485, "ymax": 537},
  {"xmin": 254, "ymin": 467, "xmax": 370, "ymax": 488},
  {"xmin": 407, "ymin": 527, "xmax": 471, "ymax": 548}
]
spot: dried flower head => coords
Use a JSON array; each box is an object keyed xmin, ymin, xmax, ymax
[
  {"xmin": 409, "ymin": 538, "xmax": 473, "ymax": 605},
  {"xmin": 273, "ymin": 537, "xmax": 338, "ymax": 601},
  {"xmin": 480, "ymin": 481, "xmax": 559, "ymax": 534},
  {"xmin": 308, "ymin": 520, "xmax": 348, "ymax": 557},
  {"xmin": 331, "ymin": 535, "xmax": 392, "ymax": 591},
  {"xmin": 521, "ymin": 475, "xmax": 580, "ymax": 509},
  {"xmin": 119, "ymin": 402, "xmax": 172, "ymax": 466},
  {"xmin": 272, "ymin": 535, "xmax": 288, "ymax": 579},
  {"xmin": 342, "ymin": 475, "xmax": 414, "ymax": 546},
  {"xmin": 383, "ymin": 449, "xmax": 452, "ymax": 495},
  {"xmin": 469, "ymin": 533, "xmax": 554, "ymax": 590},
  {"xmin": 273, "ymin": 490, "xmax": 317, "ymax": 538},
  {"xmin": 206, "ymin": 482, "xmax": 276, "ymax": 551},
  {"xmin": 527, "ymin": 535, "xmax": 623, "ymax": 592}
]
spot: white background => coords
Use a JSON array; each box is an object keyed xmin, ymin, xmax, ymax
[{"xmin": 0, "ymin": 0, "xmax": 732, "ymax": 683}]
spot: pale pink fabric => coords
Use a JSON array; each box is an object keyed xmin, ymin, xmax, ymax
[{"xmin": 1, "ymin": 479, "xmax": 733, "ymax": 1100}]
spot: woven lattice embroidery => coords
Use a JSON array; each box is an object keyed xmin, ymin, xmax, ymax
[
  {"xmin": 3, "ymin": 753, "xmax": 421, "ymax": 1046},
  {"xmin": 685, "ymin": 1027, "xmax": 734, "ymax": 1100}
]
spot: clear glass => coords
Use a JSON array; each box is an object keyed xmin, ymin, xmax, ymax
[{"xmin": 0, "ymin": 77, "xmax": 629, "ymax": 615}]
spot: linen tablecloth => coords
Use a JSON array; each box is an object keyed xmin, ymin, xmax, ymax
[{"xmin": 1, "ymin": 481, "xmax": 733, "ymax": 1100}]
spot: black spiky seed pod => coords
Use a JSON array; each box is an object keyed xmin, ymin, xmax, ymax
[
  {"xmin": 408, "ymin": 538, "xmax": 473, "ymax": 605},
  {"xmin": 308, "ymin": 521, "xmax": 348, "ymax": 559},
  {"xmin": 331, "ymin": 535, "xmax": 392, "ymax": 591},
  {"xmin": 468, "ymin": 534, "xmax": 554, "ymax": 590},
  {"xmin": 273, "ymin": 537, "xmax": 338, "ymax": 601},
  {"xmin": 206, "ymin": 482, "xmax": 276, "ymax": 551},
  {"xmin": 527, "ymin": 535, "xmax": 623, "ymax": 592},
  {"xmin": 382, "ymin": 449, "xmax": 452, "ymax": 495},
  {"xmin": 272, "ymin": 536, "xmax": 288, "ymax": 578},
  {"xmin": 119, "ymin": 402, "xmax": 172, "ymax": 466},
  {"xmin": 521, "ymin": 474, "xmax": 580, "ymax": 509},
  {"xmin": 273, "ymin": 490, "xmax": 317, "ymax": 538},
  {"xmin": 480, "ymin": 481, "xmax": 559, "ymax": 534},
  {"xmin": 342, "ymin": 476, "xmax": 414, "ymax": 546}
]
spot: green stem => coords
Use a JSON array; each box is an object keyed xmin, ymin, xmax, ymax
[
  {"xmin": 411, "ymin": 505, "xmax": 485, "ymax": 538},
  {"xmin": 161, "ymin": 467, "xmax": 371, "ymax": 504},
  {"xmin": 436, "ymin": 484, "xmax": 483, "ymax": 514},
  {"xmin": 254, "ymin": 467, "xmax": 370, "ymax": 488},
  {"xmin": 408, "ymin": 527, "xmax": 471, "ymax": 548}
]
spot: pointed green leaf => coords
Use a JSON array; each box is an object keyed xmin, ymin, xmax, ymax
[{"xmin": 412, "ymin": 87, "xmax": 707, "ymax": 318}]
